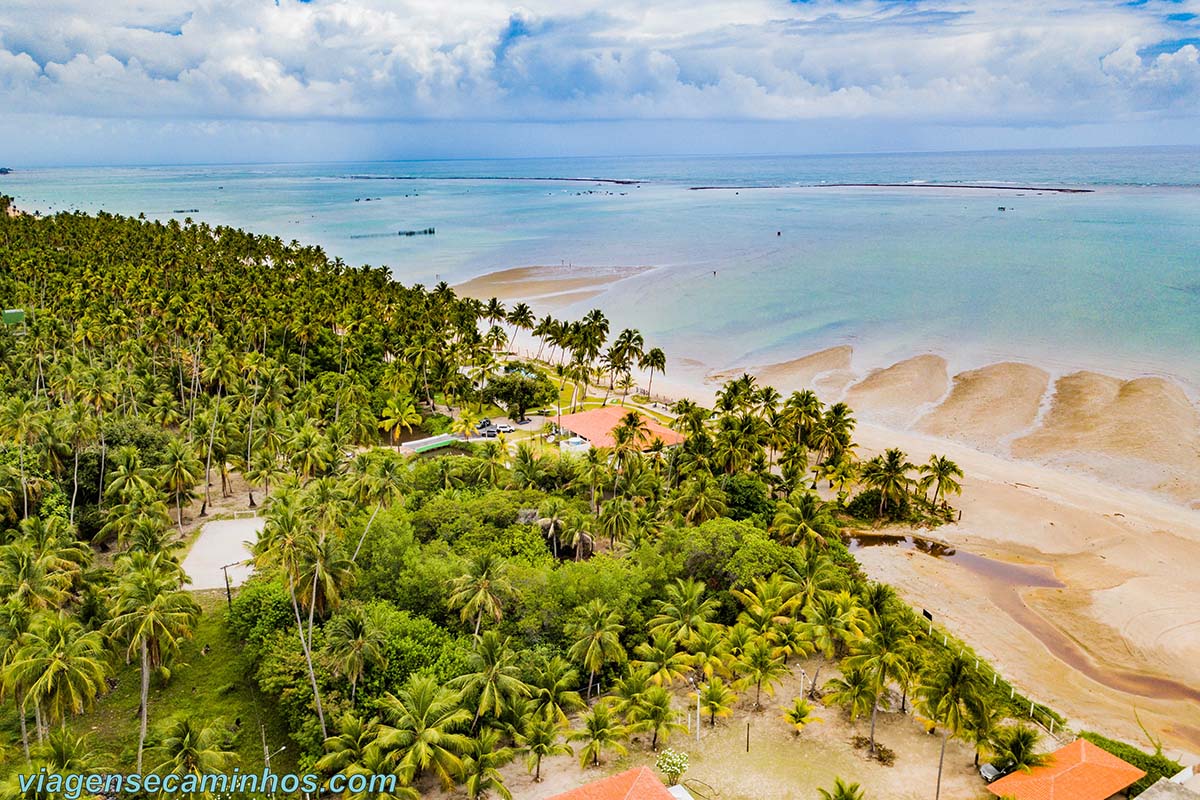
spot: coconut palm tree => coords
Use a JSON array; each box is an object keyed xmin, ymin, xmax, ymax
[
  {"xmin": 734, "ymin": 638, "xmax": 787, "ymax": 710},
  {"xmin": 0, "ymin": 396, "xmax": 46, "ymax": 518},
  {"xmin": 447, "ymin": 553, "xmax": 512, "ymax": 636},
  {"xmin": 919, "ymin": 454, "xmax": 964, "ymax": 508},
  {"xmin": 631, "ymin": 634, "xmax": 691, "ymax": 688},
  {"xmin": 528, "ymin": 655, "xmax": 585, "ymax": 726},
  {"xmin": 695, "ymin": 677, "xmax": 737, "ymax": 726},
  {"xmin": 450, "ymin": 631, "xmax": 532, "ymax": 731},
  {"xmin": 844, "ymin": 612, "xmax": 916, "ymax": 755},
  {"xmin": 783, "ymin": 697, "xmax": 822, "ymax": 735},
  {"xmin": 673, "ymin": 473, "xmax": 727, "ymax": 525},
  {"xmin": 567, "ymin": 599, "xmax": 626, "ymax": 700},
  {"xmin": 918, "ymin": 654, "xmax": 986, "ymax": 800},
  {"xmin": 515, "ymin": 714, "xmax": 572, "ymax": 783},
  {"xmin": 462, "ymin": 728, "xmax": 516, "ymax": 800},
  {"xmin": 570, "ymin": 703, "xmax": 628, "ymax": 768},
  {"xmin": 639, "ymin": 348, "xmax": 667, "ymax": 398},
  {"xmin": 823, "ymin": 667, "xmax": 876, "ymax": 722},
  {"xmin": 598, "ymin": 496, "xmax": 636, "ymax": 549},
  {"xmin": 8, "ymin": 612, "xmax": 107, "ymax": 741},
  {"xmin": 105, "ymin": 555, "xmax": 201, "ymax": 771},
  {"xmin": 377, "ymin": 675, "xmax": 472, "ymax": 791},
  {"xmin": 772, "ymin": 491, "xmax": 838, "ymax": 549},
  {"xmin": 158, "ymin": 438, "xmax": 203, "ymax": 535},
  {"xmin": 147, "ymin": 715, "xmax": 237, "ymax": 779},
  {"xmin": 378, "ymin": 396, "xmax": 421, "ymax": 448},
  {"xmin": 324, "ymin": 603, "xmax": 387, "ymax": 702},
  {"xmin": 818, "ymin": 778, "xmax": 866, "ymax": 800},
  {"xmin": 649, "ymin": 579, "xmax": 718, "ymax": 643},
  {"xmin": 861, "ymin": 448, "xmax": 915, "ymax": 517},
  {"xmin": 630, "ymin": 685, "xmax": 684, "ymax": 751},
  {"xmin": 990, "ymin": 725, "xmax": 1049, "ymax": 773}
]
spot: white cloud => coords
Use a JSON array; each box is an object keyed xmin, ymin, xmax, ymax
[{"xmin": 0, "ymin": 0, "xmax": 1197, "ymax": 129}]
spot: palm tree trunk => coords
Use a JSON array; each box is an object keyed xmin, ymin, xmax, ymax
[
  {"xmin": 350, "ymin": 502, "xmax": 383, "ymax": 564},
  {"xmin": 137, "ymin": 638, "xmax": 149, "ymax": 772},
  {"xmin": 70, "ymin": 450, "xmax": 80, "ymax": 524},
  {"xmin": 935, "ymin": 729, "xmax": 947, "ymax": 800},
  {"xmin": 587, "ymin": 669, "xmax": 596, "ymax": 701},
  {"xmin": 869, "ymin": 702, "xmax": 878, "ymax": 755},
  {"xmin": 289, "ymin": 583, "xmax": 328, "ymax": 738},
  {"xmin": 18, "ymin": 444, "xmax": 27, "ymax": 518},
  {"xmin": 474, "ymin": 611, "xmax": 482, "ymax": 637},
  {"xmin": 17, "ymin": 698, "xmax": 29, "ymax": 762},
  {"xmin": 200, "ymin": 389, "xmax": 221, "ymax": 516},
  {"xmin": 33, "ymin": 704, "xmax": 43, "ymax": 744},
  {"xmin": 535, "ymin": 754, "xmax": 542, "ymax": 781},
  {"xmin": 176, "ymin": 495, "xmax": 184, "ymax": 536}
]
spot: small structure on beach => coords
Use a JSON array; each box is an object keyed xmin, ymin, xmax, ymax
[
  {"xmin": 546, "ymin": 766, "xmax": 692, "ymax": 800},
  {"xmin": 987, "ymin": 738, "xmax": 1146, "ymax": 800},
  {"xmin": 554, "ymin": 405, "xmax": 685, "ymax": 452}
]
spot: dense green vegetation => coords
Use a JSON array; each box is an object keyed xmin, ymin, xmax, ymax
[{"xmin": 0, "ymin": 202, "xmax": 1065, "ymax": 798}]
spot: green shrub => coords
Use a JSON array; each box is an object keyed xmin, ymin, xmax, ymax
[{"xmin": 1079, "ymin": 732, "xmax": 1181, "ymax": 796}]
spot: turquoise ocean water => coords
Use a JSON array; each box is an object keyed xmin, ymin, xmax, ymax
[{"xmin": 3, "ymin": 148, "xmax": 1199, "ymax": 387}]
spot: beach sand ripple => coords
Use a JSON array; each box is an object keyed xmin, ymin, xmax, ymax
[
  {"xmin": 917, "ymin": 362, "xmax": 1050, "ymax": 451},
  {"xmin": 844, "ymin": 354, "xmax": 950, "ymax": 426},
  {"xmin": 1011, "ymin": 372, "xmax": 1200, "ymax": 505}
]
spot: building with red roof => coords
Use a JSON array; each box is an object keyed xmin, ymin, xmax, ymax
[
  {"xmin": 987, "ymin": 738, "xmax": 1146, "ymax": 800},
  {"xmin": 555, "ymin": 405, "xmax": 685, "ymax": 450},
  {"xmin": 546, "ymin": 767, "xmax": 690, "ymax": 800}
]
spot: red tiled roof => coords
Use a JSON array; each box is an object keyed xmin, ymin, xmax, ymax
[
  {"xmin": 555, "ymin": 405, "xmax": 685, "ymax": 449},
  {"xmin": 547, "ymin": 767, "xmax": 676, "ymax": 800},
  {"xmin": 987, "ymin": 738, "xmax": 1146, "ymax": 800}
]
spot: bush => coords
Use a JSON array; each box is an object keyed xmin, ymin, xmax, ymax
[
  {"xmin": 846, "ymin": 488, "xmax": 911, "ymax": 521},
  {"xmin": 722, "ymin": 474, "xmax": 774, "ymax": 522},
  {"xmin": 1079, "ymin": 732, "xmax": 1181, "ymax": 797},
  {"xmin": 228, "ymin": 577, "xmax": 293, "ymax": 651}
]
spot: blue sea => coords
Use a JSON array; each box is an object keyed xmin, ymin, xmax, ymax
[{"xmin": 3, "ymin": 148, "xmax": 1199, "ymax": 387}]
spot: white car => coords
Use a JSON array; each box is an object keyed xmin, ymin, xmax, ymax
[{"xmin": 495, "ymin": 423, "xmax": 515, "ymax": 433}]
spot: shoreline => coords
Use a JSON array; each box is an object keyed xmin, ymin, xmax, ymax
[{"xmin": 462, "ymin": 262, "xmax": 1200, "ymax": 756}]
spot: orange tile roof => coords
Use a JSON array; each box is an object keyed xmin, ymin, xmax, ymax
[
  {"xmin": 546, "ymin": 767, "xmax": 677, "ymax": 800},
  {"xmin": 555, "ymin": 405, "xmax": 685, "ymax": 449},
  {"xmin": 987, "ymin": 738, "xmax": 1146, "ymax": 800}
]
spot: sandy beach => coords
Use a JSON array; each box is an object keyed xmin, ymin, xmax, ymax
[
  {"xmin": 459, "ymin": 262, "xmax": 1200, "ymax": 758},
  {"xmin": 456, "ymin": 264, "xmax": 652, "ymax": 311}
]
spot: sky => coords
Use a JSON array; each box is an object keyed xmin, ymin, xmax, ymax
[{"xmin": 0, "ymin": 0, "xmax": 1199, "ymax": 165}]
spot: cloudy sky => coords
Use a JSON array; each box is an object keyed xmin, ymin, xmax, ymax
[{"xmin": 1, "ymin": 0, "xmax": 1198, "ymax": 164}]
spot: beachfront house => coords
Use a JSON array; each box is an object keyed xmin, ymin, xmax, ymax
[
  {"xmin": 546, "ymin": 766, "xmax": 695, "ymax": 800},
  {"xmin": 554, "ymin": 405, "xmax": 685, "ymax": 454},
  {"xmin": 987, "ymin": 738, "xmax": 1147, "ymax": 800}
]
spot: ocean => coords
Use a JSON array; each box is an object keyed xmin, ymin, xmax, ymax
[{"xmin": 3, "ymin": 148, "xmax": 1199, "ymax": 387}]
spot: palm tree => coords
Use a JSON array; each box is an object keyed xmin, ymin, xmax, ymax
[
  {"xmin": 449, "ymin": 631, "xmax": 531, "ymax": 731},
  {"xmin": 8, "ymin": 612, "xmax": 107, "ymax": 740},
  {"xmin": 515, "ymin": 715, "xmax": 572, "ymax": 782},
  {"xmin": 536, "ymin": 497, "xmax": 569, "ymax": 558},
  {"xmin": 782, "ymin": 697, "xmax": 822, "ymax": 735},
  {"xmin": 823, "ymin": 668, "xmax": 876, "ymax": 721},
  {"xmin": 734, "ymin": 638, "xmax": 787, "ymax": 710},
  {"xmin": 316, "ymin": 712, "xmax": 381, "ymax": 774},
  {"xmin": 158, "ymin": 438, "xmax": 203, "ymax": 535},
  {"xmin": 844, "ymin": 612, "xmax": 916, "ymax": 754},
  {"xmin": 378, "ymin": 396, "xmax": 422, "ymax": 448},
  {"xmin": 990, "ymin": 725, "xmax": 1049, "ymax": 773},
  {"xmin": 567, "ymin": 599, "xmax": 626, "ymax": 700},
  {"xmin": 649, "ymin": 579, "xmax": 718, "ymax": 643},
  {"xmin": 377, "ymin": 675, "xmax": 472, "ymax": 791},
  {"xmin": 695, "ymin": 678, "xmax": 737, "ymax": 726},
  {"xmin": 448, "ymin": 554, "xmax": 512, "ymax": 636},
  {"xmin": 639, "ymin": 348, "xmax": 666, "ymax": 398},
  {"xmin": 324, "ymin": 603, "xmax": 387, "ymax": 702},
  {"xmin": 918, "ymin": 654, "xmax": 985, "ymax": 800},
  {"xmin": 105, "ymin": 556, "xmax": 201, "ymax": 771},
  {"xmin": 147, "ymin": 715, "xmax": 237, "ymax": 778},
  {"xmin": 0, "ymin": 396, "xmax": 45, "ymax": 518},
  {"xmin": 771, "ymin": 491, "xmax": 838, "ymax": 549},
  {"xmin": 919, "ymin": 454, "xmax": 964, "ymax": 508},
  {"xmin": 570, "ymin": 703, "xmax": 628, "ymax": 768},
  {"xmin": 598, "ymin": 496, "xmax": 635, "ymax": 549},
  {"xmin": 818, "ymin": 778, "xmax": 866, "ymax": 800},
  {"xmin": 631, "ymin": 634, "xmax": 691, "ymax": 687},
  {"xmin": 861, "ymin": 448, "xmax": 915, "ymax": 517},
  {"xmin": 462, "ymin": 728, "xmax": 516, "ymax": 800},
  {"xmin": 673, "ymin": 473, "xmax": 727, "ymax": 525},
  {"xmin": 528, "ymin": 655, "xmax": 585, "ymax": 726},
  {"xmin": 630, "ymin": 685, "xmax": 683, "ymax": 750}
]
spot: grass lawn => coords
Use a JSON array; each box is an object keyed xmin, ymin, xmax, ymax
[{"xmin": 0, "ymin": 590, "xmax": 297, "ymax": 776}]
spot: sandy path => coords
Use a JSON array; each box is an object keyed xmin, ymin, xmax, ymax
[{"xmin": 181, "ymin": 517, "xmax": 263, "ymax": 591}]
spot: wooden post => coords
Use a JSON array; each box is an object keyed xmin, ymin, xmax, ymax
[{"xmin": 745, "ymin": 722, "xmax": 750, "ymax": 753}]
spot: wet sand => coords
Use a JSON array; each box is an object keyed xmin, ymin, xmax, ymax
[
  {"xmin": 456, "ymin": 264, "xmax": 651, "ymax": 311},
  {"xmin": 917, "ymin": 362, "xmax": 1050, "ymax": 451},
  {"xmin": 843, "ymin": 354, "xmax": 951, "ymax": 427}
]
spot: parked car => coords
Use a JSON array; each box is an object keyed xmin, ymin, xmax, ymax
[
  {"xmin": 980, "ymin": 763, "xmax": 1010, "ymax": 783},
  {"xmin": 481, "ymin": 426, "xmax": 498, "ymax": 438},
  {"xmin": 495, "ymin": 423, "xmax": 515, "ymax": 433},
  {"xmin": 476, "ymin": 418, "xmax": 492, "ymax": 429},
  {"xmin": 515, "ymin": 417, "xmax": 532, "ymax": 425}
]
